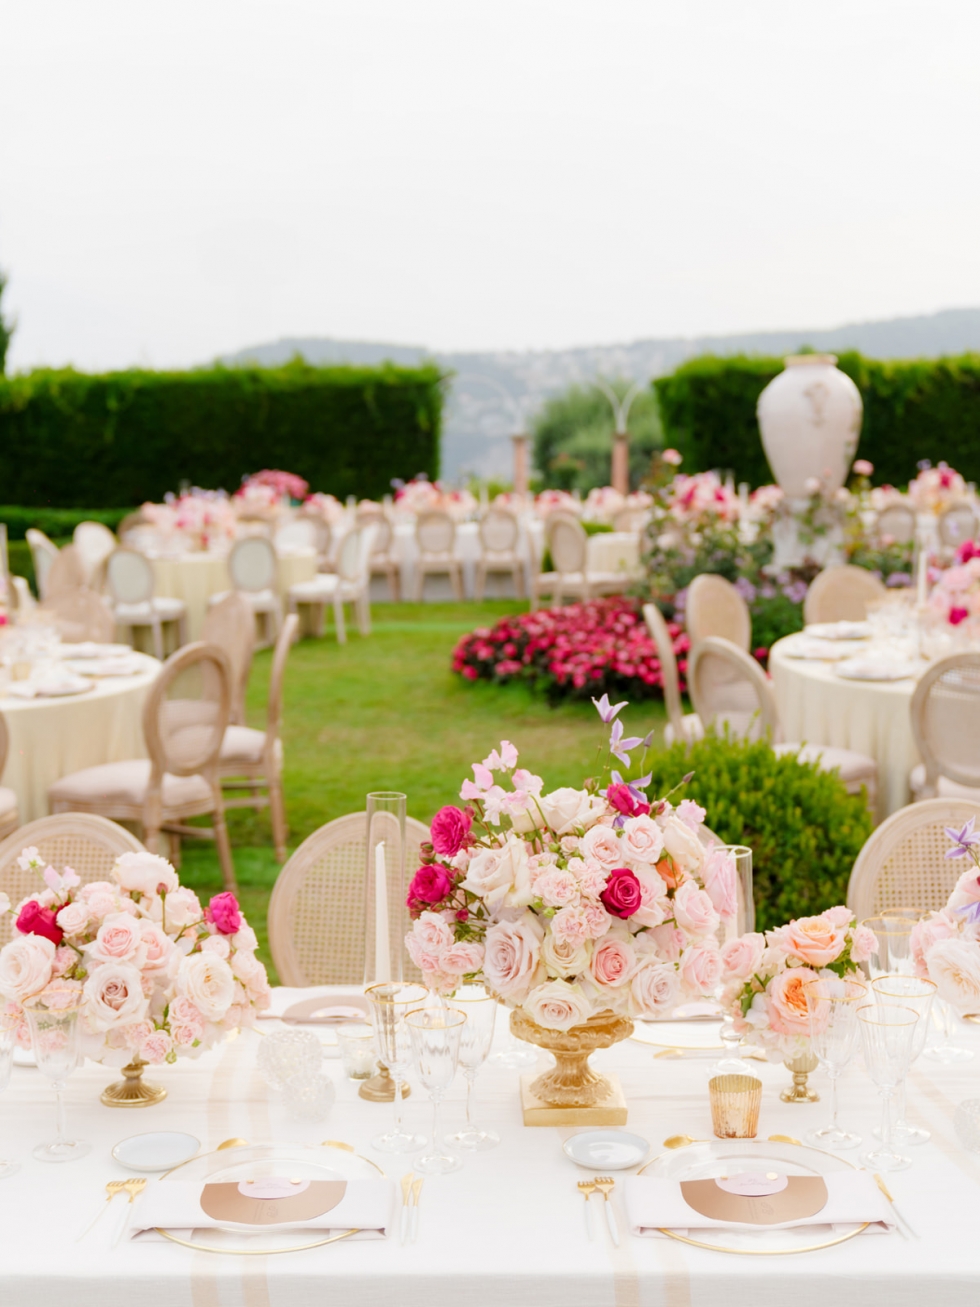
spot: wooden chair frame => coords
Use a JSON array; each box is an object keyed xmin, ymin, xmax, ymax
[{"xmin": 685, "ymin": 574, "xmax": 751, "ymax": 651}]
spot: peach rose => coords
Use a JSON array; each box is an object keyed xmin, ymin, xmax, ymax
[
  {"xmin": 482, "ymin": 915, "xmax": 544, "ymax": 1001},
  {"xmin": 767, "ymin": 966, "xmax": 820, "ymax": 1036},
  {"xmin": 590, "ymin": 938, "xmax": 636, "ymax": 988},
  {"xmin": 523, "ymin": 979, "xmax": 592, "ymax": 1031},
  {"xmin": 769, "ymin": 914, "xmax": 847, "ymax": 968}
]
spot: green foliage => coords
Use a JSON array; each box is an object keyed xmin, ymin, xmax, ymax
[
  {"xmin": 654, "ymin": 351, "xmax": 980, "ymax": 488},
  {"xmin": 0, "ymin": 361, "xmax": 444, "ymax": 508},
  {"xmin": 643, "ymin": 733, "xmax": 873, "ymax": 930},
  {"xmin": 0, "ymin": 270, "xmax": 12, "ymax": 374},
  {"xmin": 0, "ymin": 505, "xmax": 132, "ymax": 541},
  {"xmin": 532, "ymin": 382, "xmax": 662, "ymax": 492}
]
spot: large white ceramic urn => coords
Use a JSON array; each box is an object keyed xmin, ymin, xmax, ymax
[{"xmin": 756, "ymin": 355, "xmax": 862, "ymax": 498}]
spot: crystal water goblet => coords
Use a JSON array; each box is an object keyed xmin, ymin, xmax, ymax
[
  {"xmin": 25, "ymin": 991, "xmax": 90, "ymax": 1163},
  {"xmin": 444, "ymin": 985, "xmax": 499, "ymax": 1151},
  {"xmin": 406, "ymin": 1006, "xmax": 466, "ymax": 1175},
  {"xmin": 871, "ymin": 974, "xmax": 936, "ymax": 1144},
  {"xmin": 0, "ymin": 1014, "xmax": 20, "ymax": 1177},
  {"xmin": 857, "ymin": 1003, "xmax": 919, "ymax": 1172},
  {"xmin": 803, "ymin": 977, "xmax": 867, "ymax": 1149},
  {"xmin": 862, "ymin": 916, "xmax": 913, "ymax": 977},
  {"xmin": 366, "ymin": 982, "xmax": 428, "ymax": 1152}
]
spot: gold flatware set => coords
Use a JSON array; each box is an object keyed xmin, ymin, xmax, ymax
[
  {"xmin": 400, "ymin": 1171, "xmax": 424, "ymax": 1244},
  {"xmin": 76, "ymin": 1177, "xmax": 147, "ymax": 1243},
  {"xmin": 577, "ymin": 1176, "xmax": 620, "ymax": 1246}
]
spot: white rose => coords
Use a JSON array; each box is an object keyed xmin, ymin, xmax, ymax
[
  {"xmin": 55, "ymin": 900, "xmax": 90, "ymax": 936},
  {"xmin": 462, "ymin": 836, "xmax": 532, "ymax": 910},
  {"xmin": 231, "ymin": 950, "xmax": 266, "ymax": 987},
  {"xmin": 83, "ymin": 961, "xmax": 149, "ymax": 1031},
  {"xmin": 201, "ymin": 934, "xmax": 231, "ymax": 959},
  {"xmin": 927, "ymin": 938, "xmax": 980, "ymax": 1013},
  {"xmin": 621, "ymin": 815, "xmax": 665, "ymax": 865},
  {"xmin": 536, "ymin": 788, "xmax": 605, "ymax": 836},
  {"xmin": 113, "ymin": 851, "xmax": 179, "ymax": 898},
  {"xmin": 523, "ymin": 979, "xmax": 592, "ymax": 1031},
  {"xmin": 581, "ymin": 824, "xmax": 624, "ymax": 868},
  {"xmin": 176, "ymin": 952, "xmax": 236, "ymax": 1022},
  {"xmin": 661, "ymin": 816, "xmax": 705, "ymax": 877},
  {"xmin": 0, "ymin": 934, "xmax": 56, "ymax": 1001},
  {"xmin": 157, "ymin": 887, "xmax": 202, "ymax": 931},
  {"xmin": 541, "ymin": 930, "xmax": 592, "ymax": 979},
  {"xmin": 629, "ymin": 958, "xmax": 680, "ymax": 1018},
  {"xmin": 231, "ymin": 924, "xmax": 259, "ymax": 953}
]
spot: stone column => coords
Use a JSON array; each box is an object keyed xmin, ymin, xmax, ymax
[
  {"xmin": 511, "ymin": 433, "xmax": 529, "ymax": 498},
  {"xmin": 611, "ymin": 432, "xmax": 630, "ymax": 495}
]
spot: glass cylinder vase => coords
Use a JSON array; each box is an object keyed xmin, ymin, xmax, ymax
[{"xmin": 362, "ymin": 792, "xmax": 407, "ymax": 988}]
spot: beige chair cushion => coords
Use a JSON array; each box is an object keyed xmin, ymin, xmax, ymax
[
  {"xmin": 210, "ymin": 588, "xmax": 280, "ymax": 613},
  {"xmin": 115, "ymin": 596, "xmax": 186, "ymax": 622},
  {"xmin": 910, "ymin": 763, "xmax": 980, "ymax": 801},
  {"xmin": 775, "ymin": 742, "xmax": 877, "ymax": 782},
  {"xmin": 220, "ymin": 725, "xmax": 266, "ymax": 766},
  {"xmin": 290, "ymin": 576, "xmax": 340, "ymax": 601},
  {"xmin": 0, "ymin": 787, "xmax": 18, "ymax": 819},
  {"xmin": 49, "ymin": 760, "xmax": 211, "ymax": 809}
]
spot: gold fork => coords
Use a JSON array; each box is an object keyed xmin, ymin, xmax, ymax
[
  {"xmin": 112, "ymin": 1178, "xmax": 148, "ymax": 1248},
  {"xmin": 75, "ymin": 1180, "xmax": 132, "ymax": 1242},
  {"xmin": 592, "ymin": 1177, "xmax": 620, "ymax": 1246},
  {"xmin": 577, "ymin": 1178, "xmax": 597, "ymax": 1240}
]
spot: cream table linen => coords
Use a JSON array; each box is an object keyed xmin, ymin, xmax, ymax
[
  {"xmin": 150, "ymin": 550, "xmax": 317, "ymax": 640},
  {"xmin": 5, "ymin": 985, "xmax": 980, "ymax": 1307},
  {"xmin": 0, "ymin": 654, "xmax": 160, "ymax": 822},
  {"xmin": 770, "ymin": 636, "xmax": 920, "ymax": 820}
]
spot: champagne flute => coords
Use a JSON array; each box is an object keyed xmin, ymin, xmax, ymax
[
  {"xmin": 857, "ymin": 1003, "xmax": 919, "ymax": 1172},
  {"xmin": 365, "ymin": 982, "xmax": 427, "ymax": 1152},
  {"xmin": 803, "ymin": 977, "xmax": 867, "ymax": 1149},
  {"xmin": 0, "ymin": 1013, "xmax": 20, "ymax": 1177},
  {"xmin": 444, "ymin": 985, "xmax": 499, "ymax": 1151},
  {"xmin": 25, "ymin": 990, "xmax": 90, "ymax": 1163},
  {"xmin": 871, "ymin": 974, "xmax": 936, "ymax": 1144},
  {"xmin": 406, "ymin": 1007, "xmax": 466, "ymax": 1175}
]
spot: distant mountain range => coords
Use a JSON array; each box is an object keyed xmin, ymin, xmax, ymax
[{"xmin": 224, "ymin": 307, "xmax": 980, "ymax": 483}]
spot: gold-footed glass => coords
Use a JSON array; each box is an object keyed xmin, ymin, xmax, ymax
[
  {"xmin": 101, "ymin": 1057, "xmax": 167, "ymax": 1108},
  {"xmin": 780, "ymin": 1050, "xmax": 819, "ymax": 1103},
  {"xmin": 708, "ymin": 1074, "xmax": 762, "ymax": 1138}
]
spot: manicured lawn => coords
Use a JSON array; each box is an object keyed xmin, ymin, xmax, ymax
[{"xmin": 178, "ymin": 602, "xmax": 668, "ymax": 980}]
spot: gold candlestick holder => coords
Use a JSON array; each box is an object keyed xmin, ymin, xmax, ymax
[{"xmin": 357, "ymin": 1062, "xmax": 411, "ymax": 1103}]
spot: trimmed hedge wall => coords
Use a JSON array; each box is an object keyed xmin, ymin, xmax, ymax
[
  {"xmin": 0, "ymin": 506, "xmax": 132, "ymax": 541},
  {"xmin": 654, "ymin": 351, "xmax": 980, "ymax": 488},
  {"xmin": 0, "ymin": 361, "xmax": 444, "ymax": 508}
]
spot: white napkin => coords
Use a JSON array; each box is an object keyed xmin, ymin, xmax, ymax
[
  {"xmin": 623, "ymin": 1171, "xmax": 893, "ymax": 1237},
  {"xmin": 834, "ymin": 656, "xmax": 920, "ymax": 682},
  {"xmin": 5, "ymin": 674, "xmax": 93, "ymax": 698},
  {"xmin": 782, "ymin": 637, "xmax": 856, "ymax": 661},
  {"xmin": 804, "ymin": 622, "xmax": 871, "ymax": 640},
  {"xmin": 130, "ymin": 1177, "xmax": 394, "ymax": 1242}
]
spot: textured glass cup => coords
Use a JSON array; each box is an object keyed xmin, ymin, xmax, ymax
[
  {"xmin": 25, "ymin": 994, "xmax": 90, "ymax": 1163},
  {"xmin": 708, "ymin": 1075, "xmax": 762, "ymax": 1138},
  {"xmin": 406, "ymin": 1007, "xmax": 466, "ymax": 1174},
  {"xmin": 857, "ymin": 1003, "xmax": 919, "ymax": 1172},
  {"xmin": 444, "ymin": 986, "xmax": 499, "ymax": 1151},
  {"xmin": 804, "ymin": 977, "xmax": 867, "ymax": 1149},
  {"xmin": 871, "ymin": 975, "xmax": 936, "ymax": 1144},
  {"xmin": 366, "ymin": 982, "xmax": 427, "ymax": 1152}
]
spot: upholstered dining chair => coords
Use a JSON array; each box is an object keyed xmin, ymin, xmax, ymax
[
  {"xmin": 213, "ymin": 536, "xmax": 281, "ymax": 649},
  {"xmin": 25, "ymin": 529, "xmax": 59, "ymax": 601},
  {"xmin": 106, "ymin": 547, "xmax": 188, "ymax": 658},
  {"xmin": 43, "ymin": 544, "xmax": 86, "ymax": 599},
  {"xmin": 802, "ymin": 565, "xmax": 886, "ymax": 625},
  {"xmin": 267, "ymin": 811, "xmax": 430, "ymax": 985},
  {"xmin": 356, "ymin": 509, "xmax": 399, "ymax": 600},
  {"xmin": 846, "ymin": 797, "xmax": 980, "ymax": 923},
  {"xmin": 0, "ymin": 713, "xmax": 19, "ymax": 844},
  {"xmin": 0, "ymin": 814, "xmax": 144, "ymax": 946},
  {"xmin": 475, "ymin": 508, "xmax": 524, "ymax": 600},
  {"xmin": 202, "ymin": 591, "xmax": 255, "ymax": 726},
  {"xmin": 687, "ymin": 636, "xmax": 878, "ymax": 807},
  {"xmin": 531, "ymin": 513, "xmax": 625, "ymax": 607},
  {"xmin": 287, "ymin": 525, "xmax": 376, "ymax": 642},
  {"xmin": 937, "ymin": 502, "xmax": 978, "ymax": 552},
  {"xmin": 909, "ymin": 652, "xmax": 980, "ymax": 802},
  {"xmin": 49, "ymin": 641, "xmax": 237, "ymax": 890},
  {"xmin": 73, "ymin": 521, "xmax": 117, "ymax": 585},
  {"xmin": 874, "ymin": 502, "xmax": 917, "ymax": 545},
  {"xmin": 684, "ymin": 574, "xmax": 751, "ymax": 651},
  {"xmin": 642, "ymin": 603, "xmax": 702, "ymax": 746},
  {"xmin": 43, "ymin": 586, "xmax": 117, "ymax": 643},
  {"xmin": 219, "ymin": 613, "xmax": 297, "ymax": 862},
  {"xmin": 274, "ymin": 518, "xmax": 319, "ymax": 552},
  {"xmin": 414, "ymin": 510, "xmax": 463, "ymax": 601}
]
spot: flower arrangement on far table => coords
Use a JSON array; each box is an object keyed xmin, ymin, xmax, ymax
[
  {"xmin": 142, "ymin": 490, "xmax": 238, "ymax": 551},
  {"xmin": 908, "ymin": 460, "xmax": 967, "ymax": 515},
  {"xmin": 0, "ymin": 849, "xmax": 270, "ymax": 1070},
  {"xmin": 236, "ymin": 469, "xmax": 310, "ymax": 507},
  {"xmin": 927, "ymin": 541, "xmax": 980, "ymax": 631},
  {"xmin": 405, "ymin": 694, "xmax": 738, "ymax": 1031},
  {"xmin": 394, "ymin": 475, "xmax": 477, "ymax": 518},
  {"xmin": 910, "ymin": 818, "xmax": 980, "ymax": 1012}
]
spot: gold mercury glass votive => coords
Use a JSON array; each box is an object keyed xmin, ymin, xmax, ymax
[{"xmin": 709, "ymin": 1074, "xmax": 763, "ymax": 1138}]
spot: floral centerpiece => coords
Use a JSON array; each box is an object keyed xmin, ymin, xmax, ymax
[
  {"xmin": 580, "ymin": 486, "xmax": 652, "ymax": 524},
  {"xmin": 239, "ymin": 469, "xmax": 310, "ymax": 503},
  {"xmin": 908, "ymin": 460, "xmax": 967, "ymax": 514},
  {"xmin": 394, "ymin": 475, "xmax": 476, "ymax": 519},
  {"xmin": 404, "ymin": 696, "xmax": 738, "ymax": 1116},
  {"xmin": 927, "ymin": 541, "xmax": 980, "ymax": 631},
  {"xmin": 142, "ymin": 489, "xmax": 237, "ymax": 552},
  {"xmin": 302, "ymin": 492, "xmax": 346, "ymax": 524},
  {"xmin": 534, "ymin": 489, "xmax": 579, "ymax": 517},
  {"xmin": 909, "ymin": 818, "xmax": 980, "ymax": 1013},
  {"xmin": 0, "ymin": 849, "xmax": 270, "ymax": 1103}
]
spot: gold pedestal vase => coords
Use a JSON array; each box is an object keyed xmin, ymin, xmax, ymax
[
  {"xmin": 781, "ymin": 1051, "xmax": 819, "ymax": 1103},
  {"xmin": 510, "ymin": 1007, "xmax": 632, "ymax": 1126},
  {"xmin": 101, "ymin": 1058, "xmax": 167, "ymax": 1108}
]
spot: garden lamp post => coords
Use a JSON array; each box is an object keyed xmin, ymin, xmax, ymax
[{"xmin": 593, "ymin": 378, "xmax": 645, "ymax": 496}]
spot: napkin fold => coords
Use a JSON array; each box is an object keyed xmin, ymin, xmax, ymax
[
  {"xmin": 623, "ymin": 1171, "xmax": 893, "ymax": 1238},
  {"xmin": 834, "ymin": 656, "xmax": 920, "ymax": 682},
  {"xmin": 130, "ymin": 1177, "xmax": 394, "ymax": 1242}
]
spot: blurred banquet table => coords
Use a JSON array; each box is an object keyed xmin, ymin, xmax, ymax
[
  {"xmin": 6, "ymin": 984, "xmax": 980, "ymax": 1307},
  {"xmin": 150, "ymin": 549, "xmax": 317, "ymax": 640},
  {"xmin": 0, "ymin": 653, "xmax": 160, "ymax": 823},
  {"xmin": 770, "ymin": 636, "xmax": 920, "ymax": 820}
]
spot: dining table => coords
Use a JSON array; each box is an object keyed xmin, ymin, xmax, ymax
[
  {"xmin": 7, "ymin": 983, "xmax": 980, "ymax": 1307},
  {"xmin": 149, "ymin": 548, "xmax": 318, "ymax": 640}
]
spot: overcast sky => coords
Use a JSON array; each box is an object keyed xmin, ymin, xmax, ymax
[{"xmin": 2, "ymin": 0, "xmax": 979, "ymax": 371}]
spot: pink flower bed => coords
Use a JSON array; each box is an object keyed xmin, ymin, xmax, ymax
[{"xmin": 452, "ymin": 597, "xmax": 688, "ymax": 703}]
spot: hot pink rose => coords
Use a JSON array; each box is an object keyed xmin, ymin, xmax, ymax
[
  {"xmin": 429, "ymin": 806, "xmax": 472, "ymax": 857},
  {"xmin": 767, "ymin": 966, "xmax": 820, "ymax": 1036},
  {"xmin": 701, "ymin": 849, "xmax": 738, "ymax": 921},
  {"xmin": 590, "ymin": 938, "xmax": 636, "ymax": 988},
  {"xmin": 16, "ymin": 900, "xmax": 63, "ymax": 945},
  {"xmin": 721, "ymin": 932, "xmax": 765, "ymax": 981},
  {"xmin": 678, "ymin": 941, "xmax": 723, "ymax": 995},
  {"xmin": 600, "ymin": 868, "xmax": 642, "ymax": 919},
  {"xmin": 482, "ymin": 916, "xmax": 543, "ymax": 1000},
  {"xmin": 606, "ymin": 783, "xmax": 650, "ymax": 818},
  {"xmin": 206, "ymin": 892, "xmax": 242, "ymax": 936},
  {"xmin": 769, "ymin": 914, "xmax": 847, "ymax": 968},
  {"xmin": 672, "ymin": 880, "xmax": 720, "ymax": 938},
  {"xmin": 407, "ymin": 865, "xmax": 454, "ymax": 911}
]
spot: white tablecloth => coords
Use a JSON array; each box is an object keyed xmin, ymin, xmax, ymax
[
  {"xmin": 151, "ymin": 550, "xmax": 317, "ymax": 639},
  {"xmin": 770, "ymin": 637, "xmax": 921, "ymax": 819},
  {"xmin": 6, "ymin": 986, "xmax": 980, "ymax": 1307},
  {"xmin": 0, "ymin": 654, "xmax": 159, "ymax": 822}
]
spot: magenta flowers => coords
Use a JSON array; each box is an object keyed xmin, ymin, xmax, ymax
[
  {"xmin": 599, "ymin": 868, "xmax": 643, "ymax": 919},
  {"xmin": 429, "ymin": 806, "xmax": 473, "ymax": 857}
]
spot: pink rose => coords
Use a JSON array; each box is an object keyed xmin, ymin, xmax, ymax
[
  {"xmin": 140, "ymin": 1029, "xmax": 174, "ymax": 1064},
  {"xmin": 600, "ymin": 868, "xmax": 642, "ymax": 919},
  {"xmin": 590, "ymin": 938, "xmax": 636, "ymax": 988},
  {"xmin": 156, "ymin": 886, "xmax": 201, "ymax": 930},
  {"xmin": 533, "ymin": 868, "xmax": 580, "ymax": 909},
  {"xmin": 86, "ymin": 912, "xmax": 147, "ymax": 967},
  {"xmin": 482, "ymin": 916, "xmax": 544, "ymax": 1001},
  {"xmin": 15, "ymin": 900, "xmax": 63, "ymax": 946},
  {"xmin": 672, "ymin": 880, "xmax": 720, "ymax": 938},
  {"xmin": 408, "ymin": 911, "xmax": 454, "ymax": 958},
  {"xmin": 606, "ymin": 783, "xmax": 650, "ymax": 818},
  {"xmin": 911, "ymin": 911, "xmax": 958, "ymax": 976},
  {"xmin": 206, "ymin": 892, "xmax": 242, "ymax": 936},
  {"xmin": 769, "ymin": 915, "xmax": 847, "ymax": 968},
  {"xmin": 581, "ymin": 824, "xmax": 625, "ymax": 868},
  {"xmin": 631, "ymin": 866, "xmax": 669, "ymax": 928},
  {"xmin": 429, "ymin": 806, "xmax": 472, "ymax": 857},
  {"xmin": 523, "ymin": 979, "xmax": 592, "ymax": 1031},
  {"xmin": 0, "ymin": 934, "xmax": 56, "ymax": 1001},
  {"xmin": 701, "ymin": 849, "xmax": 738, "ymax": 921},
  {"xmin": 440, "ymin": 941, "xmax": 485, "ymax": 975},
  {"xmin": 621, "ymin": 816, "xmax": 665, "ymax": 866},
  {"xmin": 55, "ymin": 900, "xmax": 90, "ymax": 936},
  {"xmin": 767, "ymin": 966, "xmax": 820, "ymax": 1036},
  {"xmin": 850, "ymin": 925, "xmax": 878, "ymax": 964},
  {"xmin": 647, "ymin": 922, "xmax": 686, "ymax": 963},
  {"xmin": 83, "ymin": 961, "xmax": 148, "ymax": 1031},
  {"xmin": 721, "ymin": 932, "xmax": 765, "ymax": 981},
  {"xmin": 407, "ymin": 864, "xmax": 454, "ymax": 912},
  {"xmin": 678, "ymin": 941, "xmax": 723, "ymax": 995},
  {"xmin": 630, "ymin": 959, "xmax": 680, "ymax": 1017}
]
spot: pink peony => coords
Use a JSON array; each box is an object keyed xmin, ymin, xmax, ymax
[
  {"xmin": 15, "ymin": 900, "xmax": 63, "ymax": 946},
  {"xmin": 429, "ymin": 807, "xmax": 472, "ymax": 857},
  {"xmin": 590, "ymin": 938, "xmax": 636, "ymax": 988},
  {"xmin": 407, "ymin": 864, "xmax": 454, "ymax": 911},
  {"xmin": 767, "ymin": 966, "xmax": 821, "ymax": 1036},
  {"xmin": 206, "ymin": 892, "xmax": 242, "ymax": 936},
  {"xmin": 600, "ymin": 868, "xmax": 642, "ymax": 919}
]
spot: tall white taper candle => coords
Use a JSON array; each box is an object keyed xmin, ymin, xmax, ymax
[{"xmin": 374, "ymin": 840, "xmax": 391, "ymax": 982}]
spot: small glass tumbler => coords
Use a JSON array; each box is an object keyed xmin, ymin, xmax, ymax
[
  {"xmin": 708, "ymin": 1074, "xmax": 762, "ymax": 1139},
  {"xmin": 336, "ymin": 1023, "xmax": 378, "ymax": 1081},
  {"xmin": 257, "ymin": 1028, "xmax": 322, "ymax": 1090},
  {"xmin": 282, "ymin": 1072, "xmax": 336, "ymax": 1122}
]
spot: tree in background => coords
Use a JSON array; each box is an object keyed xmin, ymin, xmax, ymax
[
  {"xmin": 532, "ymin": 380, "xmax": 662, "ymax": 492},
  {"xmin": 0, "ymin": 270, "xmax": 12, "ymax": 373}
]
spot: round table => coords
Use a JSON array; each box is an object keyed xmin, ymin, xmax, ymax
[
  {"xmin": 769, "ymin": 636, "xmax": 921, "ymax": 820},
  {"xmin": 0, "ymin": 654, "xmax": 160, "ymax": 823},
  {"xmin": 150, "ymin": 548, "xmax": 317, "ymax": 639}
]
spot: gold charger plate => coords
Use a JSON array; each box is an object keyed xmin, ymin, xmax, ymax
[
  {"xmin": 157, "ymin": 1142, "xmax": 385, "ymax": 1255},
  {"xmin": 638, "ymin": 1138, "xmax": 867, "ymax": 1255}
]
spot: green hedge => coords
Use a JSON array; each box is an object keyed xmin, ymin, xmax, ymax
[
  {"xmin": 0, "ymin": 506, "xmax": 132, "ymax": 541},
  {"xmin": 0, "ymin": 361, "xmax": 444, "ymax": 508},
  {"xmin": 654, "ymin": 351, "xmax": 980, "ymax": 488}
]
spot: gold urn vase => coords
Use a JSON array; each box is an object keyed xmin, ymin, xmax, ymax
[
  {"xmin": 510, "ymin": 1007, "xmax": 632, "ymax": 1126},
  {"xmin": 101, "ymin": 1058, "xmax": 167, "ymax": 1108}
]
